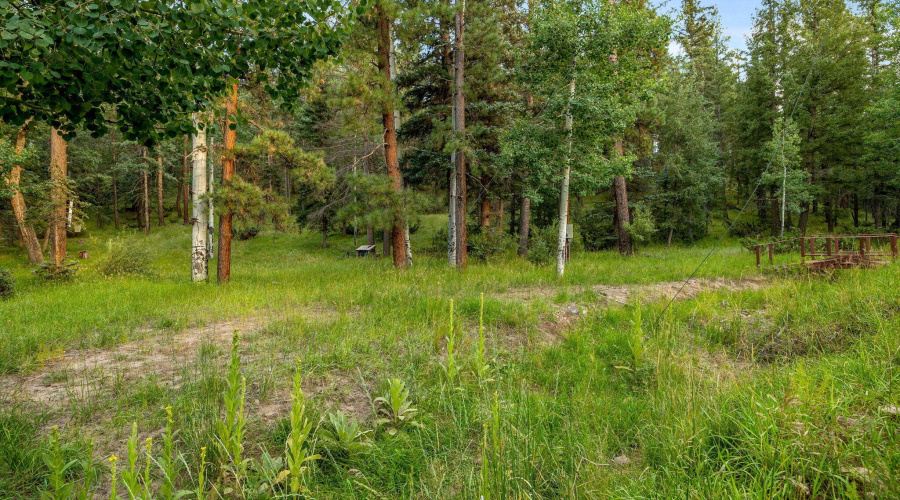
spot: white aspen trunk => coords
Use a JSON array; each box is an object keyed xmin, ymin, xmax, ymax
[
  {"xmin": 191, "ymin": 116, "xmax": 209, "ymax": 282},
  {"xmin": 207, "ymin": 137, "xmax": 215, "ymax": 260},
  {"xmin": 556, "ymin": 77, "xmax": 575, "ymax": 277},
  {"xmin": 448, "ymin": 58, "xmax": 458, "ymax": 267},
  {"xmin": 448, "ymin": 159, "xmax": 457, "ymax": 266}
]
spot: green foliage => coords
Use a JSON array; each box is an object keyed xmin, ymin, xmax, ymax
[
  {"xmin": 622, "ymin": 206, "xmax": 657, "ymax": 251},
  {"xmin": 374, "ymin": 379, "xmax": 421, "ymax": 436},
  {"xmin": 0, "ymin": 268, "xmax": 13, "ymax": 300},
  {"xmin": 467, "ymin": 227, "xmax": 516, "ymax": 262},
  {"xmin": 40, "ymin": 427, "xmax": 75, "ymax": 500},
  {"xmin": 99, "ymin": 238, "xmax": 153, "ymax": 277},
  {"xmin": 216, "ymin": 177, "xmax": 291, "ymax": 236},
  {"xmin": 318, "ymin": 411, "xmax": 372, "ymax": 460},
  {"xmin": 0, "ymin": 0, "xmax": 356, "ymax": 142},
  {"xmin": 216, "ymin": 333, "xmax": 248, "ymax": 483},
  {"xmin": 526, "ymin": 225, "xmax": 557, "ymax": 265},
  {"xmin": 34, "ymin": 261, "xmax": 79, "ymax": 281},
  {"xmin": 286, "ymin": 359, "xmax": 318, "ymax": 495}
]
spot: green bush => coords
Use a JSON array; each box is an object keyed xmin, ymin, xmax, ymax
[
  {"xmin": 526, "ymin": 225, "xmax": 556, "ymax": 266},
  {"xmin": 576, "ymin": 203, "xmax": 617, "ymax": 251},
  {"xmin": 99, "ymin": 238, "xmax": 153, "ymax": 276},
  {"xmin": 468, "ymin": 227, "xmax": 515, "ymax": 261},
  {"xmin": 0, "ymin": 269, "xmax": 13, "ymax": 299},
  {"xmin": 34, "ymin": 261, "xmax": 79, "ymax": 281}
]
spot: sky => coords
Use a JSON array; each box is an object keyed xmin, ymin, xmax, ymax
[{"xmin": 655, "ymin": 0, "xmax": 763, "ymax": 53}]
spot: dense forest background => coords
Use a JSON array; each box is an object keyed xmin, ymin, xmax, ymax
[{"xmin": 2, "ymin": 0, "xmax": 898, "ymax": 271}]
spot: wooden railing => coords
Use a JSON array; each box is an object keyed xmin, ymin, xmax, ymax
[{"xmin": 753, "ymin": 234, "xmax": 899, "ymax": 268}]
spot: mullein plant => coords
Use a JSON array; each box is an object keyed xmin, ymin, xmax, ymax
[
  {"xmin": 41, "ymin": 427, "xmax": 75, "ymax": 500},
  {"xmin": 217, "ymin": 332, "xmax": 248, "ymax": 487},
  {"xmin": 286, "ymin": 358, "xmax": 319, "ymax": 495},
  {"xmin": 141, "ymin": 438, "xmax": 153, "ymax": 500},
  {"xmin": 107, "ymin": 455, "xmax": 118, "ymax": 500},
  {"xmin": 159, "ymin": 406, "xmax": 178, "ymax": 500},
  {"xmin": 76, "ymin": 438, "xmax": 97, "ymax": 500},
  {"xmin": 120, "ymin": 423, "xmax": 142, "ymax": 500}
]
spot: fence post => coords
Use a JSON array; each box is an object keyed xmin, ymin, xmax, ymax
[
  {"xmin": 859, "ymin": 237, "xmax": 866, "ymax": 259},
  {"xmin": 892, "ymin": 235, "xmax": 898, "ymax": 259},
  {"xmin": 769, "ymin": 243, "xmax": 774, "ymax": 265},
  {"xmin": 866, "ymin": 236, "xmax": 871, "ymax": 253},
  {"xmin": 826, "ymin": 237, "xmax": 832, "ymax": 256},
  {"xmin": 755, "ymin": 245, "xmax": 761, "ymax": 268}
]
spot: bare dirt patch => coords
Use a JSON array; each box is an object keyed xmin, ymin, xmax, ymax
[
  {"xmin": 499, "ymin": 276, "xmax": 771, "ymax": 347},
  {"xmin": 0, "ymin": 318, "xmax": 264, "ymax": 409}
]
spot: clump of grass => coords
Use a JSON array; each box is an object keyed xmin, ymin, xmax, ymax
[{"xmin": 98, "ymin": 238, "xmax": 153, "ymax": 277}]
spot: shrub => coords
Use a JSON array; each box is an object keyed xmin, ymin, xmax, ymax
[
  {"xmin": 623, "ymin": 206, "xmax": 657, "ymax": 252},
  {"xmin": 99, "ymin": 238, "xmax": 152, "ymax": 276},
  {"xmin": 467, "ymin": 227, "xmax": 515, "ymax": 261},
  {"xmin": 34, "ymin": 261, "xmax": 79, "ymax": 281},
  {"xmin": 577, "ymin": 203, "xmax": 617, "ymax": 251},
  {"xmin": 0, "ymin": 269, "xmax": 13, "ymax": 299},
  {"xmin": 234, "ymin": 226, "xmax": 261, "ymax": 240},
  {"xmin": 526, "ymin": 225, "xmax": 556, "ymax": 266}
]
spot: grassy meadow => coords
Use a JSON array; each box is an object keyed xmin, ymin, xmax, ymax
[{"xmin": 1, "ymin": 215, "xmax": 899, "ymax": 499}]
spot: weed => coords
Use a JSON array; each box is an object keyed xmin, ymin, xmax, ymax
[
  {"xmin": 286, "ymin": 358, "xmax": 319, "ymax": 495},
  {"xmin": 216, "ymin": 332, "xmax": 248, "ymax": 486},
  {"xmin": 40, "ymin": 427, "xmax": 75, "ymax": 500},
  {"xmin": 444, "ymin": 299, "xmax": 458, "ymax": 382},
  {"xmin": 318, "ymin": 411, "xmax": 372, "ymax": 461},
  {"xmin": 375, "ymin": 378, "xmax": 421, "ymax": 436},
  {"xmin": 474, "ymin": 293, "xmax": 492, "ymax": 383}
]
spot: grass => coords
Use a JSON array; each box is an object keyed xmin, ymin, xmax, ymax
[{"xmin": 0, "ymin": 215, "xmax": 898, "ymax": 498}]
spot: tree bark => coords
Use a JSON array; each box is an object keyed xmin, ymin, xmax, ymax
[
  {"xmin": 191, "ymin": 115, "xmax": 209, "ymax": 282},
  {"xmin": 518, "ymin": 193, "xmax": 530, "ymax": 257},
  {"xmin": 113, "ymin": 167, "xmax": 120, "ymax": 230},
  {"xmin": 141, "ymin": 148, "xmax": 150, "ymax": 235},
  {"xmin": 217, "ymin": 83, "xmax": 238, "ymax": 284},
  {"xmin": 157, "ymin": 154, "xmax": 165, "ymax": 226},
  {"xmin": 613, "ymin": 172, "xmax": 632, "ymax": 256},
  {"xmin": 479, "ymin": 176, "xmax": 491, "ymax": 228},
  {"xmin": 49, "ymin": 127, "xmax": 68, "ymax": 267},
  {"xmin": 556, "ymin": 77, "xmax": 575, "ymax": 277},
  {"xmin": 5, "ymin": 121, "xmax": 43, "ymax": 264},
  {"xmin": 451, "ymin": 0, "xmax": 467, "ymax": 268},
  {"xmin": 376, "ymin": 2, "xmax": 407, "ymax": 269}
]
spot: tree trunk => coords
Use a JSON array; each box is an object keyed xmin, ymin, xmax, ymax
[
  {"xmin": 113, "ymin": 167, "xmax": 120, "ymax": 230},
  {"xmin": 799, "ymin": 202, "xmax": 810, "ymax": 236},
  {"xmin": 825, "ymin": 197, "xmax": 835, "ymax": 233},
  {"xmin": 217, "ymin": 83, "xmax": 238, "ymax": 284},
  {"xmin": 5, "ymin": 121, "xmax": 43, "ymax": 264},
  {"xmin": 556, "ymin": 77, "xmax": 575, "ymax": 277},
  {"xmin": 376, "ymin": 2, "xmax": 407, "ymax": 269},
  {"xmin": 613, "ymin": 173, "xmax": 632, "ymax": 256},
  {"xmin": 451, "ymin": 0, "xmax": 467, "ymax": 268},
  {"xmin": 49, "ymin": 127, "xmax": 68, "ymax": 267},
  {"xmin": 509, "ymin": 195, "xmax": 517, "ymax": 237},
  {"xmin": 191, "ymin": 114, "xmax": 209, "ymax": 282},
  {"xmin": 518, "ymin": 194, "xmax": 530, "ymax": 257},
  {"xmin": 157, "ymin": 154, "xmax": 165, "ymax": 226},
  {"xmin": 207, "ymin": 137, "xmax": 215, "ymax": 260},
  {"xmin": 479, "ymin": 175, "xmax": 491, "ymax": 228},
  {"xmin": 141, "ymin": 148, "xmax": 150, "ymax": 235}
]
